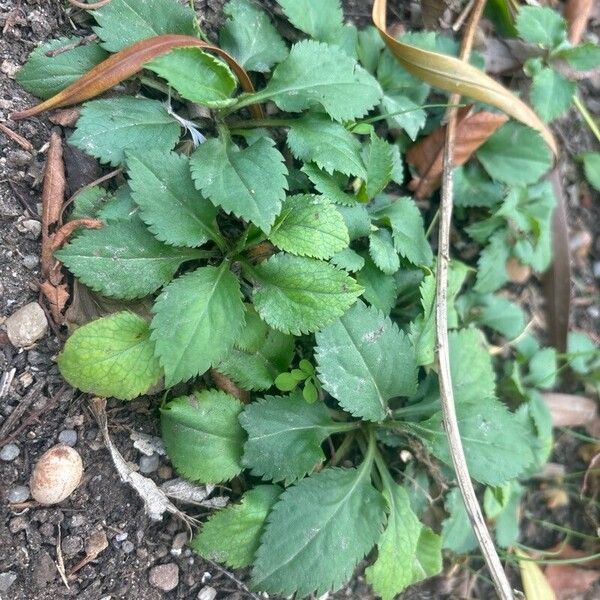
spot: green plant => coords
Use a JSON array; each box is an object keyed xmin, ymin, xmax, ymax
[{"xmin": 15, "ymin": 0, "xmax": 599, "ymax": 597}]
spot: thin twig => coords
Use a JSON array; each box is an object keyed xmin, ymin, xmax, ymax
[
  {"xmin": 0, "ymin": 122, "xmax": 34, "ymax": 152},
  {"xmin": 202, "ymin": 557, "xmax": 262, "ymax": 600},
  {"xmin": 437, "ymin": 1, "xmax": 516, "ymax": 599},
  {"xmin": 67, "ymin": 0, "xmax": 112, "ymax": 9}
]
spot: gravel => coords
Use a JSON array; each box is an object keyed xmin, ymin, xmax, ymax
[
  {"xmin": 58, "ymin": 429, "xmax": 78, "ymax": 446},
  {"xmin": 121, "ymin": 540, "xmax": 135, "ymax": 554},
  {"xmin": 61, "ymin": 535, "xmax": 84, "ymax": 557},
  {"xmin": 197, "ymin": 586, "xmax": 217, "ymax": 600},
  {"xmin": 5, "ymin": 302, "xmax": 48, "ymax": 347},
  {"xmin": 6, "ymin": 484, "xmax": 30, "ymax": 503},
  {"xmin": 139, "ymin": 453, "xmax": 160, "ymax": 474},
  {"xmin": 149, "ymin": 563, "xmax": 179, "ymax": 592},
  {"xmin": 0, "ymin": 571, "xmax": 17, "ymax": 593},
  {"xmin": 0, "ymin": 443, "xmax": 20, "ymax": 461}
]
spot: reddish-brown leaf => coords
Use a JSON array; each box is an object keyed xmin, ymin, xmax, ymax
[
  {"xmin": 545, "ymin": 564, "xmax": 600, "ymax": 600},
  {"xmin": 51, "ymin": 218, "xmax": 103, "ymax": 252},
  {"xmin": 405, "ymin": 106, "xmax": 508, "ymax": 198},
  {"xmin": 565, "ymin": 0, "xmax": 594, "ymax": 45},
  {"xmin": 11, "ymin": 35, "xmax": 263, "ymax": 120},
  {"xmin": 542, "ymin": 392, "xmax": 597, "ymax": 427},
  {"xmin": 39, "ymin": 281, "xmax": 70, "ymax": 325},
  {"xmin": 210, "ymin": 369, "xmax": 250, "ymax": 403},
  {"xmin": 0, "ymin": 121, "xmax": 34, "ymax": 152}
]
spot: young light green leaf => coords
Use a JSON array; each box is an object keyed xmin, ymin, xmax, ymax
[
  {"xmin": 127, "ymin": 150, "xmax": 219, "ymax": 247},
  {"xmin": 220, "ymin": 0, "xmax": 288, "ymax": 72},
  {"xmin": 70, "ymin": 97, "xmax": 180, "ymax": 166},
  {"xmin": 55, "ymin": 217, "xmax": 203, "ymax": 299},
  {"xmin": 410, "ymin": 397, "xmax": 534, "ymax": 485},
  {"xmin": 151, "ymin": 265, "xmax": 245, "ymax": 386},
  {"xmin": 251, "ymin": 254, "xmax": 362, "ymax": 335},
  {"xmin": 252, "ymin": 466, "xmax": 386, "ymax": 597},
  {"xmin": 302, "ymin": 163, "xmax": 358, "ymax": 206},
  {"xmin": 369, "ymin": 229, "xmax": 399, "ymax": 275},
  {"xmin": 276, "ymin": 0, "xmax": 343, "ymax": 41},
  {"xmin": 244, "ymin": 40, "xmax": 382, "ymax": 122},
  {"xmin": 216, "ymin": 308, "xmax": 294, "ymax": 391},
  {"xmin": 17, "ymin": 37, "xmax": 109, "ymax": 99},
  {"xmin": 370, "ymin": 197, "xmax": 433, "ymax": 266},
  {"xmin": 579, "ymin": 152, "xmax": 600, "ymax": 191},
  {"xmin": 145, "ymin": 47, "xmax": 236, "ymax": 107},
  {"xmin": 287, "ymin": 113, "xmax": 367, "ymax": 178},
  {"xmin": 192, "ymin": 486, "xmax": 282, "ymax": 568},
  {"xmin": 356, "ymin": 255, "xmax": 398, "ymax": 314},
  {"xmin": 515, "ymin": 6, "xmax": 567, "ymax": 49},
  {"xmin": 530, "ymin": 67, "xmax": 575, "ymax": 122},
  {"xmin": 494, "ymin": 481, "xmax": 524, "ymax": 548},
  {"xmin": 454, "ymin": 164, "xmax": 504, "ymax": 208},
  {"xmin": 468, "ymin": 294, "xmax": 526, "ymax": 339},
  {"xmin": 477, "ymin": 123, "xmax": 552, "ymax": 185},
  {"xmin": 92, "ymin": 0, "xmax": 196, "ymax": 52},
  {"xmin": 363, "ymin": 132, "xmax": 394, "ymax": 198},
  {"xmin": 357, "ymin": 25, "xmax": 385, "ymax": 73},
  {"xmin": 268, "ymin": 194, "xmax": 349, "ymax": 259},
  {"xmin": 412, "ymin": 527, "xmax": 443, "ymax": 583},
  {"xmin": 160, "ymin": 390, "xmax": 245, "ymax": 483},
  {"xmin": 69, "ymin": 186, "xmax": 110, "ymax": 220},
  {"xmin": 58, "ymin": 312, "xmax": 161, "ymax": 401},
  {"xmin": 315, "ymin": 300, "xmax": 417, "ymax": 421},
  {"xmin": 190, "ymin": 136, "xmax": 287, "ymax": 233},
  {"xmin": 240, "ymin": 392, "xmax": 350, "ymax": 482},
  {"xmin": 441, "ymin": 488, "xmax": 478, "ymax": 553},
  {"xmin": 474, "ymin": 230, "xmax": 510, "ymax": 293},
  {"xmin": 524, "ymin": 348, "xmax": 557, "ymax": 389},
  {"xmin": 379, "ymin": 93, "xmax": 427, "ymax": 140},
  {"xmin": 556, "ymin": 43, "xmax": 600, "ymax": 71}
]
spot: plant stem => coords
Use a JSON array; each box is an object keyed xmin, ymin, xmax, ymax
[
  {"xmin": 359, "ymin": 102, "xmax": 467, "ymax": 125},
  {"xmin": 329, "ymin": 432, "xmax": 356, "ymax": 467},
  {"xmin": 436, "ymin": 1, "xmax": 515, "ymax": 598},
  {"xmin": 425, "ymin": 208, "xmax": 440, "ymax": 239},
  {"xmin": 226, "ymin": 117, "xmax": 295, "ymax": 129},
  {"xmin": 574, "ymin": 95, "xmax": 600, "ymax": 144},
  {"xmin": 393, "ymin": 398, "xmax": 440, "ymax": 418}
]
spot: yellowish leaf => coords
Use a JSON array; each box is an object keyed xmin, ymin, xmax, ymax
[{"xmin": 517, "ymin": 549, "xmax": 557, "ymax": 600}]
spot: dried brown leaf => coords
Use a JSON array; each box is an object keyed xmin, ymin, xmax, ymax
[
  {"xmin": 542, "ymin": 392, "xmax": 597, "ymax": 427},
  {"xmin": 50, "ymin": 218, "xmax": 103, "ymax": 252},
  {"xmin": 210, "ymin": 368, "xmax": 250, "ymax": 403},
  {"xmin": 49, "ymin": 108, "xmax": 81, "ymax": 127},
  {"xmin": 0, "ymin": 121, "xmax": 34, "ymax": 152},
  {"xmin": 39, "ymin": 281, "xmax": 70, "ymax": 325},
  {"xmin": 372, "ymin": 0, "xmax": 557, "ymax": 154},
  {"xmin": 406, "ymin": 106, "xmax": 508, "ymax": 198},
  {"xmin": 545, "ymin": 564, "xmax": 600, "ymax": 600},
  {"xmin": 565, "ymin": 0, "xmax": 594, "ymax": 45}
]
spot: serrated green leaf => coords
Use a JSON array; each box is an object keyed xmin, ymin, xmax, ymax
[
  {"xmin": 217, "ymin": 308, "xmax": 294, "ymax": 391},
  {"xmin": 145, "ymin": 48, "xmax": 237, "ymax": 107},
  {"xmin": 380, "ymin": 93, "xmax": 427, "ymax": 141},
  {"xmin": 410, "ymin": 397, "xmax": 534, "ymax": 485},
  {"xmin": 494, "ymin": 481, "xmax": 524, "ymax": 548},
  {"xmin": 454, "ymin": 164, "xmax": 504, "ymax": 208},
  {"xmin": 287, "ymin": 113, "xmax": 366, "ymax": 178},
  {"xmin": 369, "ymin": 229, "xmax": 399, "ymax": 275},
  {"xmin": 370, "ymin": 197, "xmax": 433, "ymax": 266},
  {"xmin": 127, "ymin": 150, "xmax": 219, "ymax": 247},
  {"xmin": 220, "ymin": 0, "xmax": 288, "ymax": 72},
  {"xmin": 302, "ymin": 163, "xmax": 358, "ymax": 206},
  {"xmin": 247, "ymin": 40, "xmax": 382, "ymax": 122},
  {"xmin": 97, "ymin": 185, "xmax": 137, "ymax": 221},
  {"xmin": 567, "ymin": 331, "xmax": 600, "ymax": 375},
  {"xmin": 17, "ymin": 37, "xmax": 109, "ymax": 99},
  {"xmin": 469, "ymin": 294, "xmax": 526, "ymax": 339},
  {"xmin": 412, "ymin": 527, "xmax": 443, "ymax": 583},
  {"xmin": 160, "ymin": 390, "xmax": 245, "ymax": 483},
  {"xmin": 192, "ymin": 485, "xmax": 281, "ymax": 568},
  {"xmin": 252, "ymin": 466, "xmax": 386, "ymax": 597},
  {"xmin": 441, "ymin": 488, "xmax": 478, "ymax": 553},
  {"xmin": 477, "ymin": 123, "xmax": 552, "ymax": 185},
  {"xmin": 92, "ymin": 0, "xmax": 196, "ymax": 52},
  {"xmin": 474, "ymin": 230, "xmax": 510, "ymax": 293},
  {"xmin": 580, "ymin": 152, "xmax": 600, "ymax": 191},
  {"xmin": 356, "ymin": 254, "xmax": 398, "ymax": 314},
  {"xmin": 363, "ymin": 132, "xmax": 393, "ymax": 198},
  {"xmin": 70, "ymin": 97, "xmax": 180, "ymax": 166},
  {"xmin": 151, "ymin": 265, "xmax": 245, "ymax": 386},
  {"xmin": 515, "ymin": 6, "xmax": 566, "ymax": 49},
  {"xmin": 190, "ymin": 136, "xmax": 287, "ymax": 233},
  {"xmin": 524, "ymin": 347, "xmax": 557, "ymax": 389},
  {"xmin": 251, "ymin": 254, "xmax": 362, "ymax": 335},
  {"xmin": 531, "ymin": 67, "xmax": 575, "ymax": 122},
  {"xmin": 316, "ymin": 300, "xmax": 417, "ymax": 421},
  {"xmin": 56, "ymin": 217, "xmax": 202, "ymax": 299},
  {"xmin": 240, "ymin": 393, "xmax": 349, "ymax": 482},
  {"xmin": 331, "ymin": 247, "xmax": 365, "ymax": 272},
  {"xmin": 69, "ymin": 186, "xmax": 110, "ymax": 220},
  {"xmin": 357, "ymin": 26, "xmax": 385, "ymax": 73},
  {"xmin": 58, "ymin": 312, "xmax": 161, "ymax": 400},
  {"xmin": 268, "ymin": 194, "xmax": 349, "ymax": 259},
  {"xmin": 556, "ymin": 42, "xmax": 600, "ymax": 71},
  {"xmin": 276, "ymin": 0, "xmax": 342, "ymax": 41}
]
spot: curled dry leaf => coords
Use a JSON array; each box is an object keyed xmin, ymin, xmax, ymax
[
  {"xmin": 542, "ymin": 392, "xmax": 597, "ymax": 427},
  {"xmin": 565, "ymin": 0, "xmax": 594, "ymax": 45},
  {"xmin": 405, "ymin": 105, "xmax": 508, "ymax": 198},
  {"xmin": 11, "ymin": 35, "xmax": 262, "ymax": 121},
  {"xmin": 160, "ymin": 478, "xmax": 229, "ymax": 508},
  {"xmin": 49, "ymin": 108, "xmax": 81, "ymax": 127},
  {"xmin": 372, "ymin": 0, "xmax": 557, "ymax": 155}
]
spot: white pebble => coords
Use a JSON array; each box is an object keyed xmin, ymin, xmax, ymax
[
  {"xmin": 0, "ymin": 444, "xmax": 20, "ymax": 462},
  {"xmin": 5, "ymin": 302, "xmax": 48, "ymax": 347}
]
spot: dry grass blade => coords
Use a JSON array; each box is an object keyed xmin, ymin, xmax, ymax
[
  {"xmin": 406, "ymin": 105, "xmax": 508, "ymax": 198},
  {"xmin": 372, "ymin": 0, "xmax": 557, "ymax": 155},
  {"xmin": 542, "ymin": 392, "xmax": 597, "ymax": 427},
  {"xmin": 565, "ymin": 0, "xmax": 594, "ymax": 45},
  {"xmin": 11, "ymin": 35, "xmax": 263, "ymax": 120},
  {"xmin": 543, "ymin": 170, "xmax": 571, "ymax": 353},
  {"xmin": 67, "ymin": 0, "xmax": 113, "ymax": 9},
  {"xmin": 517, "ymin": 549, "xmax": 557, "ymax": 600}
]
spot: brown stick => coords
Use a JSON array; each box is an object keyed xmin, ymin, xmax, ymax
[
  {"xmin": 436, "ymin": 2, "xmax": 516, "ymax": 599},
  {"xmin": 67, "ymin": 0, "xmax": 112, "ymax": 9},
  {"xmin": 0, "ymin": 122, "xmax": 34, "ymax": 152}
]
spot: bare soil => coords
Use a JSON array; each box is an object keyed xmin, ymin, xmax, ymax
[{"xmin": 1, "ymin": 1, "xmax": 598, "ymax": 599}]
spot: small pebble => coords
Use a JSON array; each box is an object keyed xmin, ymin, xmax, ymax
[
  {"xmin": 5, "ymin": 302, "xmax": 48, "ymax": 347},
  {"xmin": 17, "ymin": 218, "xmax": 42, "ymax": 239},
  {"xmin": 61, "ymin": 535, "xmax": 84, "ymax": 557},
  {"xmin": 0, "ymin": 571, "xmax": 17, "ymax": 593},
  {"xmin": 122, "ymin": 540, "xmax": 135, "ymax": 554},
  {"xmin": 157, "ymin": 465, "xmax": 173, "ymax": 480},
  {"xmin": 149, "ymin": 563, "xmax": 179, "ymax": 592},
  {"xmin": 58, "ymin": 429, "xmax": 78, "ymax": 447},
  {"xmin": 197, "ymin": 586, "xmax": 217, "ymax": 600},
  {"xmin": 6, "ymin": 485, "xmax": 30, "ymax": 503},
  {"xmin": 69, "ymin": 514, "xmax": 86, "ymax": 528},
  {"xmin": 22, "ymin": 255, "xmax": 39, "ymax": 270},
  {"xmin": 139, "ymin": 453, "xmax": 160, "ymax": 474},
  {"xmin": 115, "ymin": 532, "xmax": 128, "ymax": 542},
  {"xmin": 6, "ymin": 149, "xmax": 31, "ymax": 167},
  {"xmin": 171, "ymin": 532, "xmax": 188, "ymax": 556},
  {"xmin": 0, "ymin": 443, "xmax": 20, "ymax": 462}
]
